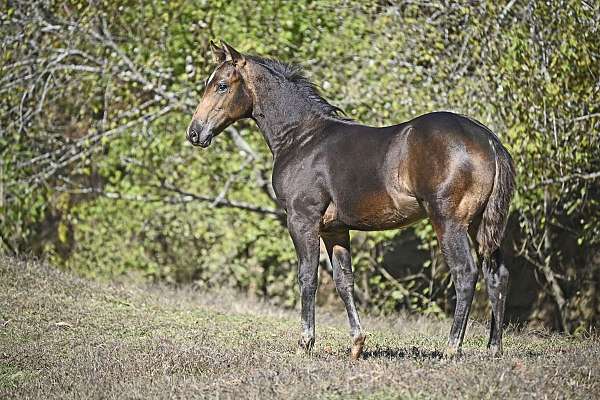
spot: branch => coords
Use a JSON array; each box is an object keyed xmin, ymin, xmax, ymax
[
  {"xmin": 226, "ymin": 126, "xmax": 279, "ymax": 204},
  {"xmin": 0, "ymin": 233, "xmax": 17, "ymax": 256},
  {"xmin": 90, "ymin": 20, "xmax": 179, "ymax": 104},
  {"xmin": 522, "ymin": 252, "xmax": 568, "ymax": 331},
  {"xmin": 572, "ymin": 112, "xmax": 600, "ymax": 122},
  {"xmin": 13, "ymin": 104, "xmax": 175, "ymax": 181},
  {"xmin": 498, "ymin": 0, "xmax": 517, "ymax": 22},
  {"xmin": 226, "ymin": 127, "xmax": 260, "ymax": 160},
  {"xmin": 157, "ymin": 182, "xmax": 285, "ymax": 217},
  {"xmin": 527, "ymin": 171, "xmax": 600, "ymax": 190},
  {"xmin": 210, "ymin": 157, "xmax": 251, "ymax": 207},
  {"xmin": 53, "ymin": 184, "xmax": 286, "ymax": 217},
  {"xmin": 377, "ymin": 263, "xmax": 433, "ymax": 305}
]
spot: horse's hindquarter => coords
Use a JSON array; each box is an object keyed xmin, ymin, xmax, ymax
[{"xmin": 402, "ymin": 112, "xmax": 497, "ymax": 225}]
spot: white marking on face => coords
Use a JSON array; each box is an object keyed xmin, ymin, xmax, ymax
[
  {"xmin": 206, "ymin": 70, "xmax": 217, "ymax": 87},
  {"xmin": 206, "ymin": 62, "xmax": 225, "ymax": 88}
]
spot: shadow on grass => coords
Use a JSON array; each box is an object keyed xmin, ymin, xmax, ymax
[{"xmin": 360, "ymin": 346, "xmax": 444, "ymax": 360}]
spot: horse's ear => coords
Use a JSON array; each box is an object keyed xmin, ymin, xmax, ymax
[
  {"xmin": 221, "ymin": 40, "xmax": 246, "ymax": 67},
  {"xmin": 210, "ymin": 40, "xmax": 226, "ymax": 64}
]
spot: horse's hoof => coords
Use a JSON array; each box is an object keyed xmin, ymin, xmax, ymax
[
  {"xmin": 350, "ymin": 334, "xmax": 366, "ymax": 360},
  {"xmin": 298, "ymin": 336, "xmax": 315, "ymax": 354},
  {"xmin": 444, "ymin": 345, "xmax": 462, "ymax": 359},
  {"xmin": 488, "ymin": 344, "xmax": 503, "ymax": 358}
]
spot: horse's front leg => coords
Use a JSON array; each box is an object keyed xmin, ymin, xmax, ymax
[{"xmin": 287, "ymin": 212, "xmax": 321, "ymax": 353}]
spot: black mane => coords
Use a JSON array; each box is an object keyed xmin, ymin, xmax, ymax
[{"xmin": 246, "ymin": 55, "xmax": 348, "ymax": 120}]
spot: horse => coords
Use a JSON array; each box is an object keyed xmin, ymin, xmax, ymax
[{"xmin": 187, "ymin": 41, "xmax": 515, "ymax": 359}]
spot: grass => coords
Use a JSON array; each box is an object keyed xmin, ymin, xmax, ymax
[{"xmin": 1, "ymin": 255, "xmax": 598, "ymax": 399}]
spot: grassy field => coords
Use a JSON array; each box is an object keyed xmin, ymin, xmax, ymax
[{"xmin": 1, "ymin": 255, "xmax": 598, "ymax": 399}]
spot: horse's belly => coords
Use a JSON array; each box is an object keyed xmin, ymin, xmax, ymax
[{"xmin": 321, "ymin": 192, "xmax": 426, "ymax": 232}]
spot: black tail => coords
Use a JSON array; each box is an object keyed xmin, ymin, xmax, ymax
[{"xmin": 477, "ymin": 135, "xmax": 516, "ymax": 257}]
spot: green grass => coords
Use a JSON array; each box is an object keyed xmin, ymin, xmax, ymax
[{"xmin": 1, "ymin": 255, "xmax": 598, "ymax": 399}]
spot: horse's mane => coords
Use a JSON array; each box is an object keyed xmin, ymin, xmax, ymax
[{"xmin": 245, "ymin": 54, "xmax": 349, "ymax": 121}]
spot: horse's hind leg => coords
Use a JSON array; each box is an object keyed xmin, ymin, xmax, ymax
[
  {"xmin": 435, "ymin": 222, "xmax": 479, "ymax": 356},
  {"xmin": 322, "ymin": 231, "xmax": 365, "ymax": 360},
  {"xmin": 482, "ymin": 249, "xmax": 509, "ymax": 356}
]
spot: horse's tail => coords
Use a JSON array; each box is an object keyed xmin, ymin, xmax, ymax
[{"xmin": 477, "ymin": 134, "xmax": 516, "ymax": 257}]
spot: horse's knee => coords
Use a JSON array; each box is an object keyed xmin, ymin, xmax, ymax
[{"xmin": 456, "ymin": 278, "xmax": 477, "ymax": 300}]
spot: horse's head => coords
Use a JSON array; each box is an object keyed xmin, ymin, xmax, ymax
[{"xmin": 187, "ymin": 41, "xmax": 253, "ymax": 148}]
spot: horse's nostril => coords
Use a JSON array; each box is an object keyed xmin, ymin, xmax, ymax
[
  {"xmin": 188, "ymin": 120, "xmax": 204, "ymax": 144},
  {"xmin": 188, "ymin": 129, "xmax": 199, "ymax": 144}
]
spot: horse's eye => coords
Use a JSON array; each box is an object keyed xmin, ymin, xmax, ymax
[{"xmin": 217, "ymin": 82, "xmax": 228, "ymax": 93}]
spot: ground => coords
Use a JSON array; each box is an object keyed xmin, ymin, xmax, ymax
[{"xmin": 1, "ymin": 255, "xmax": 598, "ymax": 399}]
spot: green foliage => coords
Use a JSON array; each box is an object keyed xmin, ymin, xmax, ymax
[{"xmin": 1, "ymin": 1, "xmax": 599, "ymax": 328}]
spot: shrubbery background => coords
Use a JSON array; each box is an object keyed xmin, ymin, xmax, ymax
[{"xmin": 2, "ymin": 1, "xmax": 599, "ymax": 331}]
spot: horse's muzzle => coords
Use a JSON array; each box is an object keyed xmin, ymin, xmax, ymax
[{"xmin": 187, "ymin": 120, "xmax": 213, "ymax": 148}]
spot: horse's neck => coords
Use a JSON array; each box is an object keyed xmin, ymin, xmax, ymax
[
  {"xmin": 248, "ymin": 70, "xmax": 322, "ymax": 158},
  {"xmin": 252, "ymin": 102, "xmax": 300, "ymax": 156},
  {"xmin": 255, "ymin": 111, "xmax": 329, "ymax": 160}
]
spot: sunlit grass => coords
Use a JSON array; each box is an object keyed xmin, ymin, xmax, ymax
[{"xmin": 1, "ymin": 256, "xmax": 598, "ymax": 399}]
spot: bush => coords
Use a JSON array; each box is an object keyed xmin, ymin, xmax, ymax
[{"xmin": 2, "ymin": 0, "xmax": 598, "ymax": 330}]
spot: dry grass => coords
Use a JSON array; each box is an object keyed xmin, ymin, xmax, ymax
[{"xmin": 1, "ymin": 255, "xmax": 598, "ymax": 399}]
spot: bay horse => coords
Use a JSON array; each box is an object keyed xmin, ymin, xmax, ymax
[{"xmin": 187, "ymin": 41, "xmax": 515, "ymax": 359}]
